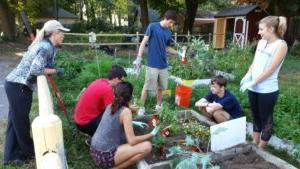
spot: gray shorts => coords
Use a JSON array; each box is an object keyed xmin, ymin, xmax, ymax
[{"xmin": 143, "ymin": 66, "xmax": 168, "ymax": 91}]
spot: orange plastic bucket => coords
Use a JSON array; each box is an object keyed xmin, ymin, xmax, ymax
[{"xmin": 175, "ymin": 85, "xmax": 192, "ymax": 107}]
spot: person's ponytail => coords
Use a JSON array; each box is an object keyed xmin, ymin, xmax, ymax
[{"xmin": 277, "ymin": 16, "xmax": 287, "ymax": 38}]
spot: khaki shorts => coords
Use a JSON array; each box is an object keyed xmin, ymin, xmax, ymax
[{"xmin": 143, "ymin": 66, "xmax": 169, "ymax": 91}]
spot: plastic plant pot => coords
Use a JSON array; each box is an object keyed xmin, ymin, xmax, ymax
[{"xmin": 149, "ymin": 114, "xmax": 159, "ymax": 127}]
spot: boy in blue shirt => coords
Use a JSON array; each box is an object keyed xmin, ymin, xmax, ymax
[
  {"xmin": 195, "ymin": 75, "xmax": 244, "ymax": 123},
  {"xmin": 133, "ymin": 10, "xmax": 180, "ymax": 114}
]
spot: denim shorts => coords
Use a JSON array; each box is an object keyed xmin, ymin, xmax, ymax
[{"xmin": 90, "ymin": 146, "xmax": 117, "ymax": 168}]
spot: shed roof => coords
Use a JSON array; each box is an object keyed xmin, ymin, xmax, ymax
[
  {"xmin": 41, "ymin": 7, "xmax": 77, "ymax": 19},
  {"xmin": 195, "ymin": 11, "xmax": 216, "ymax": 18},
  {"xmin": 215, "ymin": 5, "xmax": 261, "ymax": 18}
]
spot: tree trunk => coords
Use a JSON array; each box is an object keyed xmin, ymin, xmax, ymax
[
  {"xmin": 140, "ymin": 0, "xmax": 149, "ymax": 32},
  {"xmin": 79, "ymin": 0, "xmax": 83, "ymax": 20},
  {"xmin": 183, "ymin": 0, "xmax": 199, "ymax": 34},
  {"xmin": 0, "ymin": 0, "xmax": 17, "ymax": 41},
  {"xmin": 118, "ymin": 8, "xmax": 122, "ymax": 26}
]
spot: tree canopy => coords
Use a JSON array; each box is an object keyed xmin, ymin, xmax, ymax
[{"xmin": 1, "ymin": 0, "xmax": 298, "ymax": 41}]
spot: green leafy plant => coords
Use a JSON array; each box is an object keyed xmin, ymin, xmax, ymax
[
  {"xmin": 212, "ymin": 44, "xmax": 254, "ymax": 81},
  {"xmin": 167, "ymin": 136, "xmax": 219, "ymax": 169},
  {"xmin": 159, "ymin": 103, "xmax": 178, "ymax": 124},
  {"xmin": 170, "ymin": 38, "xmax": 212, "ymax": 79},
  {"xmin": 152, "ymin": 135, "xmax": 166, "ymax": 154},
  {"xmin": 182, "ymin": 121, "xmax": 210, "ymax": 138}
]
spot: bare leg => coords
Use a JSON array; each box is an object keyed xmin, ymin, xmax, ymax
[
  {"xmin": 113, "ymin": 153, "xmax": 143, "ymax": 169},
  {"xmin": 199, "ymin": 107, "xmax": 213, "ymax": 118},
  {"xmin": 252, "ymin": 132, "xmax": 261, "ymax": 145},
  {"xmin": 213, "ymin": 110, "xmax": 230, "ymax": 123},
  {"xmin": 140, "ymin": 88, "xmax": 148, "ymax": 106},
  {"xmin": 156, "ymin": 88, "xmax": 163, "ymax": 106},
  {"xmin": 113, "ymin": 141, "xmax": 152, "ymax": 169},
  {"xmin": 258, "ymin": 140, "xmax": 268, "ymax": 149}
]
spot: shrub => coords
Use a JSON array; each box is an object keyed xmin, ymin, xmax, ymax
[{"xmin": 212, "ymin": 44, "xmax": 254, "ymax": 81}]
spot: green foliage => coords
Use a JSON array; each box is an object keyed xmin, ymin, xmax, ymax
[
  {"xmin": 182, "ymin": 121, "xmax": 210, "ymax": 138},
  {"xmin": 212, "ymin": 44, "xmax": 254, "ymax": 81},
  {"xmin": 22, "ymin": 44, "xmax": 300, "ymax": 169},
  {"xmin": 167, "ymin": 141, "xmax": 219, "ymax": 169},
  {"xmin": 159, "ymin": 103, "xmax": 178, "ymax": 124},
  {"xmin": 292, "ymin": 146, "xmax": 300, "ymax": 160},
  {"xmin": 170, "ymin": 123, "xmax": 181, "ymax": 136},
  {"xmin": 170, "ymin": 38, "xmax": 212, "ymax": 79},
  {"xmin": 151, "ymin": 135, "xmax": 166, "ymax": 153},
  {"xmin": 199, "ymin": 0, "xmax": 233, "ymax": 10},
  {"xmin": 185, "ymin": 135, "xmax": 199, "ymax": 146},
  {"xmin": 148, "ymin": 0, "xmax": 185, "ymax": 15},
  {"xmin": 291, "ymin": 43, "xmax": 300, "ymax": 57}
]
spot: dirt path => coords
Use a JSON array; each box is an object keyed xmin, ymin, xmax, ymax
[
  {"xmin": 0, "ymin": 42, "xmax": 26, "ymax": 119},
  {"xmin": 0, "ymin": 42, "xmax": 26, "ymax": 164}
]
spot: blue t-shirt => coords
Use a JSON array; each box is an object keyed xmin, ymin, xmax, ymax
[
  {"xmin": 145, "ymin": 22, "xmax": 172, "ymax": 69},
  {"xmin": 204, "ymin": 90, "xmax": 243, "ymax": 119}
]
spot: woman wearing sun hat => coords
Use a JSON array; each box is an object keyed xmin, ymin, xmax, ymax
[{"xmin": 3, "ymin": 20, "xmax": 69, "ymax": 166}]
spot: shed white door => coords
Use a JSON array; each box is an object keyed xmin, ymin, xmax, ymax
[{"xmin": 233, "ymin": 17, "xmax": 249, "ymax": 48}]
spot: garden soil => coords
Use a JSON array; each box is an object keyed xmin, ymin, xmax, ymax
[{"xmin": 216, "ymin": 150, "xmax": 279, "ymax": 169}]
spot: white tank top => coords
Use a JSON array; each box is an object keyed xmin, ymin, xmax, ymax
[{"xmin": 249, "ymin": 39, "xmax": 287, "ymax": 93}]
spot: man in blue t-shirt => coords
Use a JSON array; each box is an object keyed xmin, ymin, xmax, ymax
[
  {"xmin": 133, "ymin": 10, "xmax": 180, "ymax": 114},
  {"xmin": 195, "ymin": 75, "xmax": 244, "ymax": 123}
]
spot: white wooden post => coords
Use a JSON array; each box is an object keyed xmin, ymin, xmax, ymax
[
  {"xmin": 32, "ymin": 75, "xmax": 68, "ymax": 169},
  {"xmin": 174, "ymin": 32, "xmax": 177, "ymax": 45},
  {"xmin": 41, "ymin": 152, "xmax": 63, "ymax": 169},
  {"xmin": 37, "ymin": 76, "xmax": 54, "ymax": 116}
]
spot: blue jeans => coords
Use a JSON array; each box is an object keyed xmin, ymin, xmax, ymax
[{"xmin": 4, "ymin": 81, "xmax": 34, "ymax": 162}]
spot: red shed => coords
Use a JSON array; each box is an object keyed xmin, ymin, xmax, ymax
[{"xmin": 213, "ymin": 5, "xmax": 268, "ymax": 49}]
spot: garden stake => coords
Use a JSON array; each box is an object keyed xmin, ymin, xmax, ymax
[{"xmin": 46, "ymin": 75, "xmax": 71, "ymax": 125}]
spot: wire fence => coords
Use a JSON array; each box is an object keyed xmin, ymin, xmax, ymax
[{"xmin": 62, "ymin": 32, "xmax": 213, "ymax": 49}]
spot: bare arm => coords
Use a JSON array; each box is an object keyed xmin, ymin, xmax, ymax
[
  {"xmin": 120, "ymin": 108, "xmax": 152, "ymax": 146},
  {"xmin": 137, "ymin": 36, "xmax": 149, "ymax": 58},
  {"xmin": 247, "ymin": 64, "xmax": 253, "ymax": 74},
  {"xmin": 195, "ymin": 98, "xmax": 209, "ymax": 107},
  {"xmin": 206, "ymin": 102, "xmax": 223, "ymax": 113},
  {"xmin": 255, "ymin": 42, "xmax": 288, "ymax": 84}
]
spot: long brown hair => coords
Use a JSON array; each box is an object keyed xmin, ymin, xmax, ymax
[{"xmin": 111, "ymin": 81, "xmax": 133, "ymax": 115}]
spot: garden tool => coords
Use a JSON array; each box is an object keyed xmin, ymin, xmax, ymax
[{"xmin": 46, "ymin": 75, "xmax": 70, "ymax": 124}]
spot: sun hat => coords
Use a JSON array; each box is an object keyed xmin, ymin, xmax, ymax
[
  {"xmin": 29, "ymin": 20, "xmax": 69, "ymax": 48},
  {"xmin": 43, "ymin": 20, "xmax": 70, "ymax": 32}
]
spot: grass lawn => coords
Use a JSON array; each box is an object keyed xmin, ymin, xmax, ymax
[{"xmin": 1, "ymin": 47, "xmax": 299, "ymax": 168}]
